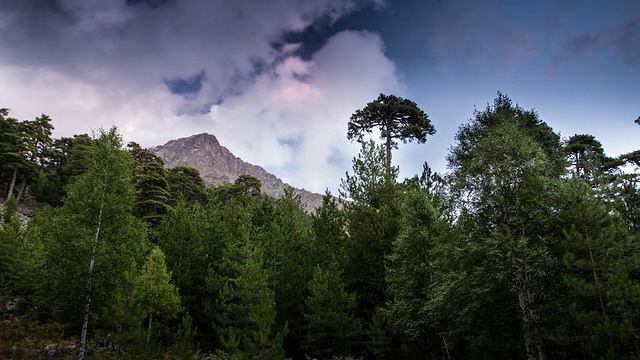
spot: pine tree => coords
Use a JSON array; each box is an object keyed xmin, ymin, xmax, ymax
[
  {"xmin": 303, "ymin": 262, "xmax": 360, "ymax": 358},
  {"xmin": 561, "ymin": 180, "xmax": 640, "ymax": 358},
  {"xmin": 158, "ymin": 201, "xmax": 216, "ymax": 346},
  {"xmin": 348, "ymin": 94, "xmax": 435, "ymax": 183},
  {"xmin": 385, "ymin": 186, "xmax": 444, "ymax": 358},
  {"xmin": 261, "ymin": 187, "xmax": 313, "ymax": 358},
  {"xmin": 218, "ymin": 224, "xmax": 287, "ymax": 359},
  {"xmin": 128, "ymin": 142, "xmax": 172, "ymax": 230},
  {"xmin": 340, "ymin": 140, "xmax": 402, "ymax": 357},
  {"xmin": 166, "ymin": 166, "xmax": 207, "ymax": 206}
]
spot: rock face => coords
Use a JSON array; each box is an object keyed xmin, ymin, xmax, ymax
[{"xmin": 149, "ymin": 133, "xmax": 325, "ymax": 211}]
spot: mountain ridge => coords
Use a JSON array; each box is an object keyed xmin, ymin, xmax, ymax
[{"xmin": 149, "ymin": 133, "xmax": 325, "ymax": 210}]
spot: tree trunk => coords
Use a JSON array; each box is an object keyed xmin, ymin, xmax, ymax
[
  {"xmin": 385, "ymin": 122, "xmax": 392, "ymax": 185},
  {"xmin": 588, "ymin": 246, "xmax": 615, "ymax": 357},
  {"xmin": 78, "ymin": 175, "xmax": 107, "ymax": 360},
  {"xmin": 146, "ymin": 312, "xmax": 153, "ymax": 344},
  {"xmin": 443, "ymin": 335, "xmax": 451, "ymax": 360},
  {"xmin": 6, "ymin": 168, "xmax": 17, "ymax": 200},
  {"xmin": 15, "ymin": 176, "xmax": 27, "ymax": 204},
  {"xmin": 517, "ymin": 263, "xmax": 546, "ymax": 360}
]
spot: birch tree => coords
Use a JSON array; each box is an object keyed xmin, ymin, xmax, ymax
[
  {"xmin": 35, "ymin": 127, "xmax": 148, "ymax": 360},
  {"xmin": 443, "ymin": 93, "xmax": 565, "ymax": 360}
]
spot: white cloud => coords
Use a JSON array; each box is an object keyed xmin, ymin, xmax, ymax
[{"xmin": 205, "ymin": 30, "xmax": 401, "ymax": 192}]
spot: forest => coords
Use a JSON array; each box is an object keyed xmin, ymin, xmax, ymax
[{"xmin": 1, "ymin": 93, "xmax": 639, "ymax": 360}]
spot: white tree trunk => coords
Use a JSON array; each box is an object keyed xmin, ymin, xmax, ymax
[
  {"xmin": 146, "ymin": 312, "xmax": 153, "ymax": 344},
  {"xmin": 518, "ymin": 263, "xmax": 546, "ymax": 360},
  {"xmin": 78, "ymin": 175, "xmax": 107, "ymax": 360},
  {"xmin": 15, "ymin": 176, "xmax": 27, "ymax": 204},
  {"xmin": 6, "ymin": 168, "xmax": 17, "ymax": 200}
]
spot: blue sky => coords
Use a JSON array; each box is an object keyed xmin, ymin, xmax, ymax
[{"xmin": 0, "ymin": 0, "xmax": 638, "ymax": 194}]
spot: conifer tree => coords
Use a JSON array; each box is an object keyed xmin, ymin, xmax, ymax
[
  {"xmin": 340, "ymin": 140, "xmax": 402, "ymax": 358},
  {"xmin": 218, "ymin": 223, "xmax": 287, "ymax": 359},
  {"xmin": 348, "ymin": 94, "xmax": 435, "ymax": 183},
  {"xmin": 128, "ymin": 142, "xmax": 172, "ymax": 229},
  {"xmin": 561, "ymin": 180, "xmax": 640, "ymax": 358},
  {"xmin": 310, "ymin": 190, "xmax": 348, "ymax": 269},
  {"xmin": 303, "ymin": 262, "xmax": 360, "ymax": 358},
  {"xmin": 263, "ymin": 187, "xmax": 313, "ymax": 357},
  {"xmin": 166, "ymin": 166, "xmax": 207, "ymax": 205},
  {"xmin": 385, "ymin": 186, "xmax": 444, "ymax": 357},
  {"xmin": 158, "ymin": 201, "xmax": 215, "ymax": 346}
]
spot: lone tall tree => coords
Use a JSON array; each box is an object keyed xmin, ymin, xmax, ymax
[{"xmin": 348, "ymin": 93, "xmax": 435, "ymax": 181}]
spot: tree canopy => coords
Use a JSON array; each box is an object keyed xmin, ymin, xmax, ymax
[{"xmin": 348, "ymin": 93, "xmax": 435, "ymax": 181}]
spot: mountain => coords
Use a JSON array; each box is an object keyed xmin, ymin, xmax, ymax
[{"xmin": 149, "ymin": 133, "xmax": 325, "ymax": 210}]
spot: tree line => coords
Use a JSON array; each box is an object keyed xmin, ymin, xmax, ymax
[{"xmin": 1, "ymin": 94, "xmax": 639, "ymax": 360}]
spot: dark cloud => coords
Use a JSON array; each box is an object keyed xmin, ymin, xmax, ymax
[
  {"xmin": 0, "ymin": 0, "xmax": 380, "ymax": 98},
  {"xmin": 165, "ymin": 71, "xmax": 206, "ymax": 96},
  {"xmin": 126, "ymin": 0, "xmax": 174, "ymax": 9},
  {"xmin": 613, "ymin": 18, "xmax": 640, "ymax": 65},
  {"xmin": 552, "ymin": 17, "xmax": 640, "ymax": 69}
]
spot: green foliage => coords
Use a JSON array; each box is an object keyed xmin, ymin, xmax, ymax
[
  {"xmin": 384, "ymin": 186, "xmax": 445, "ymax": 357},
  {"xmin": 167, "ymin": 166, "xmax": 208, "ymax": 206},
  {"xmin": 158, "ymin": 200, "xmax": 217, "ymax": 347},
  {"xmin": 101, "ymin": 266, "xmax": 147, "ymax": 352},
  {"xmin": 139, "ymin": 246, "xmax": 183, "ymax": 342},
  {"xmin": 2, "ymin": 197, "xmax": 17, "ymax": 223},
  {"xmin": 303, "ymin": 262, "xmax": 360, "ymax": 359},
  {"xmin": 310, "ymin": 190, "xmax": 348, "ymax": 269},
  {"xmin": 2, "ymin": 100, "xmax": 637, "ymax": 359},
  {"xmin": 32, "ymin": 127, "xmax": 149, "ymax": 335},
  {"xmin": 129, "ymin": 142, "xmax": 173, "ymax": 230},
  {"xmin": 211, "ymin": 175, "xmax": 262, "ymax": 204},
  {"xmin": 338, "ymin": 140, "xmax": 404, "ymax": 358},
  {"xmin": 560, "ymin": 180, "xmax": 640, "ymax": 358},
  {"xmin": 32, "ymin": 134, "xmax": 93, "ymax": 206},
  {"xmin": 262, "ymin": 188, "xmax": 313, "ymax": 357},
  {"xmin": 172, "ymin": 313, "xmax": 200, "ymax": 359},
  {"xmin": 0, "ymin": 215, "xmax": 22, "ymax": 296},
  {"xmin": 440, "ymin": 93, "xmax": 565, "ymax": 359},
  {"xmin": 0, "ymin": 110, "xmax": 54, "ymax": 203},
  {"xmin": 341, "ymin": 141, "xmax": 400, "ymax": 314},
  {"xmin": 348, "ymin": 94, "xmax": 435, "ymax": 182},
  {"xmin": 218, "ymin": 231, "xmax": 287, "ymax": 359}
]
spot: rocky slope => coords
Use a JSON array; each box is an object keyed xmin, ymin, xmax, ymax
[{"xmin": 149, "ymin": 133, "xmax": 325, "ymax": 211}]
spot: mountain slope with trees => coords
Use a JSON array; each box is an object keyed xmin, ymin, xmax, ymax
[
  {"xmin": 0, "ymin": 95, "xmax": 639, "ymax": 360},
  {"xmin": 150, "ymin": 133, "xmax": 325, "ymax": 211}
]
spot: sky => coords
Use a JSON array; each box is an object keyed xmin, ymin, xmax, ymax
[{"xmin": 1, "ymin": 0, "xmax": 638, "ymax": 195}]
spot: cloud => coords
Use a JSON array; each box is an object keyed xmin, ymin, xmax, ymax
[
  {"xmin": 0, "ymin": 0, "xmax": 379, "ymax": 97},
  {"xmin": 0, "ymin": 0, "xmax": 399, "ymax": 194},
  {"xmin": 551, "ymin": 17, "xmax": 640, "ymax": 69},
  {"xmin": 204, "ymin": 30, "xmax": 401, "ymax": 192},
  {"xmin": 165, "ymin": 71, "xmax": 206, "ymax": 97}
]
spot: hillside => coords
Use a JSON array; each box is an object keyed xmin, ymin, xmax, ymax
[{"xmin": 149, "ymin": 133, "xmax": 325, "ymax": 210}]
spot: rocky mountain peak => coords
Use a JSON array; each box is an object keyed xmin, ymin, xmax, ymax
[{"xmin": 150, "ymin": 133, "xmax": 325, "ymax": 211}]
